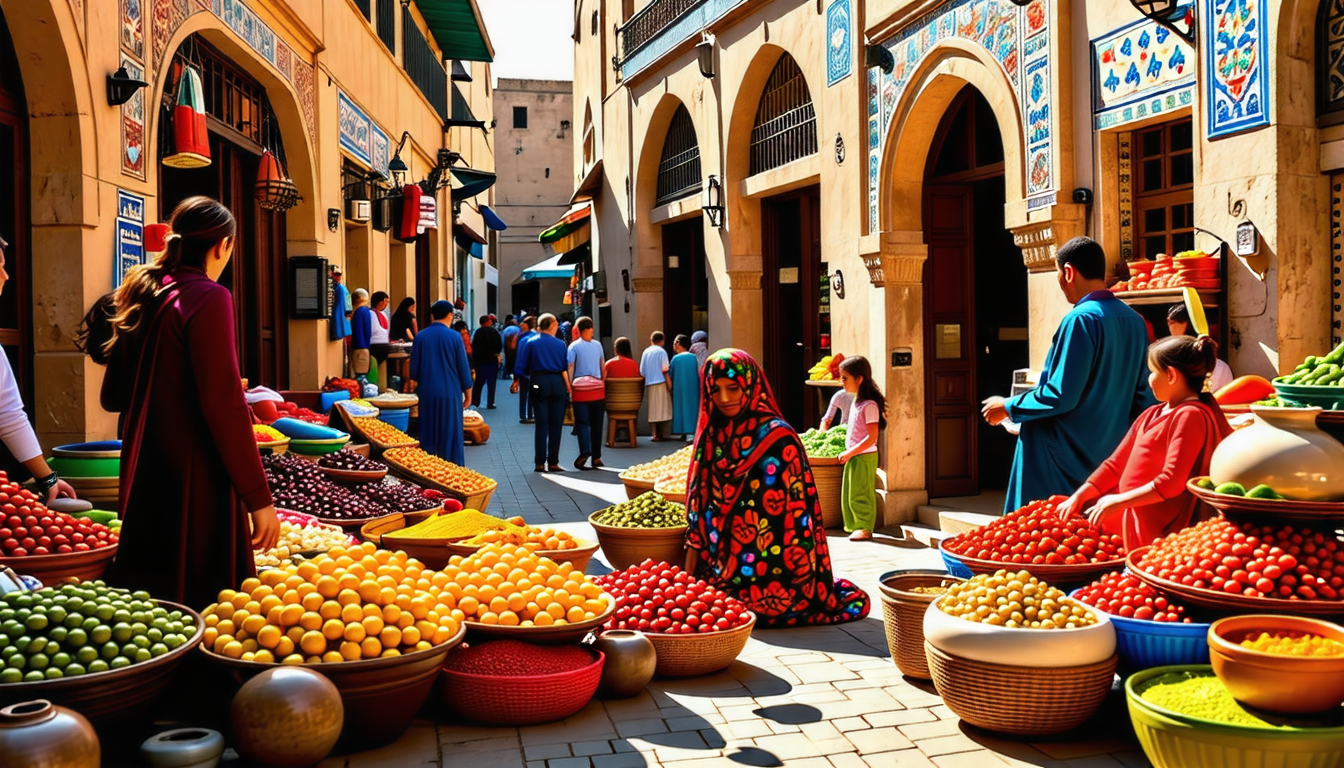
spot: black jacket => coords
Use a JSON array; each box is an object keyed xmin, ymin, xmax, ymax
[{"xmin": 471, "ymin": 325, "xmax": 503, "ymax": 364}]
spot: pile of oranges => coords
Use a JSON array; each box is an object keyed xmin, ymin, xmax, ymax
[
  {"xmin": 442, "ymin": 543, "xmax": 607, "ymax": 627},
  {"xmin": 351, "ymin": 417, "xmax": 417, "ymax": 447},
  {"xmin": 463, "ymin": 524, "xmax": 581, "ymax": 551},
  {"xmin": 200, "ymin": 542, "xmax": 461, "ymax": 664},
  {"xmin": 384, "ymin": 447, "xmax": 495, "ymax": 494}
]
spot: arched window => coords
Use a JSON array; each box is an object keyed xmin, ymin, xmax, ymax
[
  {"xmin": 656, "ymin": 104, "xmax": 701, "ymax": 205},
  {"xmin": 750, "ymin": 54, "xmax": 817, "ymax": 175},
  {"xmin": 582, "ymin": 101, "xmax": 596, "ymax": 167},
  {"xmin": 1319, "ymin": 0, "xmax": 1344, "ymax": 120}
]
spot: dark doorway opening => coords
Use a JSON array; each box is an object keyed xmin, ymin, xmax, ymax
[
  {"xmin": 0, "ymin": 10, "xmax": 29, "ymax": 414},
  {"xmin": 922, "ymin": 87, "xmax": 1027, "ymax": 498},
  {"xmin": 762, "ymin": 186, "xmax": 822, "ymax": 431},
  {"xmin": 661, "ymin": 217, "xmax": 707, "ymax": 341}
]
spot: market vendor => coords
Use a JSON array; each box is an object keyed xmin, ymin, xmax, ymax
[
  {"xmin": 1167, "ymin": 304, "xmax": 1234, "ymax": 391},
  {"xmin": 684, "ymin": 349, "xmax": 870, "ymax": 627},
  {"xmin": 982, "ymin": 237, "xmax": 1155, "ymax": 513},
  {"xmin": 408, "ymin": 300, "xmax": 474, "ymax": 465}
]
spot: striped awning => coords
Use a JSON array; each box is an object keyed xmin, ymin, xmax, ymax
[{"xmin": 539, "ymin": 203, "xmax": 591, "ymax": 245}]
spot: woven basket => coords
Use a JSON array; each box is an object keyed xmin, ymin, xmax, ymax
[
  {"xmin": 925, "ymin": 643, "xmax": 1117, "ymax": 735},
  {"xmin": 385, "ymin": 457, "xmax": 498, "ymax": 513},
  {"xmin": 588, "ymin": 512, "xmax": 687, "ymax": 571},
  {"xmin": 809, "ymin": 457, "xmax": 843, "ymax": 529},
  {"xmin": 878, "ymin": 570, "xmax": 965, "ymax": 680},
  {"xmin": 644, "ymin": 613, "xmax": 755, "ymax": 677},
  {"xmin": 619, "ymin": 474, "xmax": 657, "ymax": 500},
  {"xmin": 438, "ymin": 647, "xmax": 603, "ymax": 725},
  {"xmin": 605, "ymin": 377, "xmax": 645, "ymax": 419},
  {"xmin": 464, "ymin": 423, "xmax": 491, "ymax": 445}
]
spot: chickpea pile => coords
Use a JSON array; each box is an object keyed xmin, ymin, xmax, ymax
[{"xmin": 937, "ymin": 570, "xmax": 1097, "ymax": 630}]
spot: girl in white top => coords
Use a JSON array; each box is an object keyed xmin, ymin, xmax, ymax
[{"xmin": 835, "ymin": 356, "xmax": 886, "ymax": 541}]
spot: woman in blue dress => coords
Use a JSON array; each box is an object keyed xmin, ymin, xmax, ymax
[{"xmin": 668, "ymin": 334, "xmax": 700, "ymax": 440}]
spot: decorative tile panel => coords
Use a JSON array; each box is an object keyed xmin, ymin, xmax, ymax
[
  {"xmin": 338, "ymin": 91, "xmax": 391, "ymax": 177},
  {"xmin": 1092, "ymin": 18, "xmax": 1194, "ymax": 130},
  {"xmin": 1204, "ymin": 0, "xmax": 1269, "ymax": 139},
  {"xmin": 1323, "ymin": 1, "xmax": 1344, "ymax": 116},
  {"xmin": 1118, "ymin": 132, "xmax": 1133, "ymax": 261},
  {"xmin": 120, "ymin": 53, "xmax": 147, "ymax": 180},
  {"xmin": 122, "ymin": 0, "xmax": 145, "ymax": 61},
  {"xmin": 826, "ymin": 0, "xmax": 853, "ymax": 87}
]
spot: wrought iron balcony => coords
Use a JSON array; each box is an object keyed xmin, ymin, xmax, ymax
[
  {"xmin": 618, "ymin": 0, "xmax": 705, "ymax": 63},
  {"xmin": 615, "ymin": 0, "xmax": 746, "ymax": 78}
]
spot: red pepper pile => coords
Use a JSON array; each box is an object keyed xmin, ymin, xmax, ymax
[
  {"xmin": 1073, "ymin": 571, "xmax": 1191, "ymax": 623},
  {"xmin": 943, "ymin": 497, "xmax": 1126, "ymax": 565},
  {"xmin": 442, "ymin": 639, "xmax": 595, "ymax": 676},
  {"xmin": 596, "ymin": 560, "xmax": 751, "ymax": 635},
  {"xmin": 1136, "ymin": 517, "xmax": 1344, "ymax": 601},
  {"xmin": 0, "ymin": 480, "xmax": 118, "ymax": 557}
]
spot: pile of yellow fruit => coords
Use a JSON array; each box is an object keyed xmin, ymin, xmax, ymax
[
  {"xmin": 201, "ymin": 542, "xmax": 461, "ymax": 664},
  {"xmin": 352, "ymin": 417, "xmax": 417, "ymax": 447},
  {"xmin": 463, "ymin": 525, "xmax": 580, "ymax": 551},
  {"xmin": 937, "ymin": 570, "xmax": 1097, "ymax": 630},
  {"xmin": 443, "ymin": 543, "xmax": 607, "ymax": 627},
  {"xmin": 384, "ymin": 447, "xmax": 495, "ymax": 494},
  {"xmin": 620, "ymin": 445, "xmax": 693, "ymax": 483}
]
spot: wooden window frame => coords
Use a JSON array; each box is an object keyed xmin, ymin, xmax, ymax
[{"xmin": 1133, "ymin": 120, "xmax": 1195, "ymax": 259}]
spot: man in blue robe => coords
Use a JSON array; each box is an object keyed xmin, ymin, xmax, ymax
[
  {"xmin": 982, "ymin": 237, "xmax": 1155, "ymax": 513},
  {"xmin": 409, "ymin": 300, "xmax": 474, "ymax": 465}
]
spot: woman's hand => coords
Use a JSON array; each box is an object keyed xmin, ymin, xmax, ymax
[
  {"xmin": 51, "ymin": 479, "xmax": 77, "ymax": 502},
  {"xmin": 1056, "ymin": 485, "xmax": 1099, "ymax": 520},
  {"xmin": 1084, "ymin": 495, "xmax": 1123, "ymax": 529},
  {"xmin": 250, "ymin": 505, "xmax": 281, "ymax": 552}
]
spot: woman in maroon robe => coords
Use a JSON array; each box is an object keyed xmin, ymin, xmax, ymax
[{"xmin": 100, "ymin": 196, "xmax": 280, "ymax": 607}]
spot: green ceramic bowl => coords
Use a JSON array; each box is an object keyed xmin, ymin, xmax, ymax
[
  {"xmin": 1276, "ymin": 383, "xmax": 1344, "ymax": 411},
  {"xmin": 287, "ymin": 435, "xmax": 351, "ymax": 456},
  {"xmin": 47, "ymin": 456, "xmax": 121, "ymax": 479}
]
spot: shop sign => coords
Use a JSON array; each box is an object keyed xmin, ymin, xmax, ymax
[
  {"xmin": 337, "ymin": 91, "xmax": 391, "ymax": 177},
  {"xmin": 114, "ymin": 190, "xmax": 145, "ymax": 289},
  {"xmin": 1092, "ymin": 18, "xmax": 1195, "ymax": 131},
  {"xmin": 825, "ymin": 0, "xmax": 852, "ymax": 87},
  {"xmin": 1204, "ymin": 0, "xmax": 1270, "ymax": 139}
]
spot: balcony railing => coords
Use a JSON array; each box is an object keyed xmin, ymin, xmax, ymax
[
  {"xmin": 617, "ymin": 0, "xmax": 706, "ymax": 65},
  {"xmin": 376, "ymin": 0, "xmax": 396, "ymax": 54},
  {"xmin": 404, "ymin": 7, "xmax": 448, "ymax": 121}
]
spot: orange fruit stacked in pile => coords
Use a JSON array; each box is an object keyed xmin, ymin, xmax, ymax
[
  {"xmin": 463, "ymin": 517, "xmax": 580, "ymax": 551},
  {"xmin": 384, "ymin": 447, "xmax": 494, "ymax": 494},
  {"xmin": 444, "ymin": 543, "xmax": 607, "ymax": 627},
  {"xmin": 200, "ymin": 542, "xmax": 461, "ymax": 664},
  {"xmin": 352, "ymin": 417, "xmax": 416, "ymax": 446}
]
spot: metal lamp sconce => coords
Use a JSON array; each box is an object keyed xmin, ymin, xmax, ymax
[
  {"xmin": 703, "ymin": 175, "xmax": 724, "ymax": 228},
  {"xmin": 696, "ymin": 33, "xmax": 716, "ymax": 79},
  {"xmin": 1127, "ymin": 0, "xmax": 1196, "ymax": 44},
  {"xmin": 327, "ymin": 209, "xmax": 340, "ymax": 232},
  {"xmin": 107, "ymin": 66, "xmax": 149, "ymax": 106},
  {"xmin": 864, "ymin": 44, "xmax": 894, "ymax": 75},
  {"xmin": 387, "ymin": 131, "xmax": 414, "ymax": 189},
  {"xmin": 831, "ymin": 270, "xmax": 845, "ymax": 300}
]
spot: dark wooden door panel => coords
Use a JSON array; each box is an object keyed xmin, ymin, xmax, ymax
[{"xmin": 934, "ymin": 415, "xmax": 973, "ymax": 480}]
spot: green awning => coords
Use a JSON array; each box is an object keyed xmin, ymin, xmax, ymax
[
  {"xmin": 417, "ymin": 0, "xmax": 494, "ymax": 62},
  {"xmin": 450, "ymin": 166, "xmax": 497, "ymax": 200}
]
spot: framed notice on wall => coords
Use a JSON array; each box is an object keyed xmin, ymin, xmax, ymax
[{"xmin": 114, "ymin": 190, "xmax": 145, "ymax": 289}]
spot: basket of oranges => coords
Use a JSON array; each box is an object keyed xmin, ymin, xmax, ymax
[
  {"xmin": 347, "ymin": 416, "xmax": 419, "ymax": 453},
  {"xmin": 382, "ymin": 447, "xmax": 497, "ymax": 512},
  {"xmin": 446, "ymin": 520, "xmax": 598, "ymax": 572}
]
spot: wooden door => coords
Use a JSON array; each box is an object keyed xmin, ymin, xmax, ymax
[
  {"xmin": 661, "ymin": 217, "xmax": 705, "ymax": 340},
  {"xmin": 924, "ymin": 185, "xmax": 978, "ymax": 497},
  {"xmin": 762, "ymin": 187, "xmax": 821, "ymax": 430},
  {"xmin": 0, "ymin": 81, "xmax": 28, "ymax": 409}
]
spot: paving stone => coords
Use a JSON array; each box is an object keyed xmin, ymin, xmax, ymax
[
  {"xmin": 931, "ymin": 751, "xmax": 1013, "ymax": 768},
  {"xmin": 718, "ymin": 719, "xmax": 775, "ymax": 739},
  {"xmin": 863, "ymin": 710, "xmax": 938, "ymax": 728},
  {"xmin": 719, "ymin": 703, "xmax": 764, "ymax": 721},
  {"xmin": 665, "ymin": 716, "xmax": 715, "ymax": 732},
  {"xmin": 829, "ymin": 754, "xmax": 872, "ymax": 768},
  {"xmin": 1031, "ymin": 740, "xmax": 1135, "ymax": 761},
  {"xmin": 525, "ymin": 745, "xmax": 572, "ymax": 761},
  {"xmin": 344, "ymin": 726, "xmax": 439, "ymax": 768},
  {"xmin": 571, "ymin": 741, "xmax": 615, "ymax": 757},
  {"xmin": 834, "ymin": 716, "xmax": 872, "ymax": 732},
  {"xmin": 859, "ymin": 750, "xmax": 938, "ymax": 768},
  {"xmin": 614, "ymin": 718, "xmax": 670, "ymax": 738},
  {"xmin": 766, "ymin": 720, "xmax": 802, "ymax": 734},
  {"xmin": 591, "ymin": 753, "xmax": 653, "ymax": 768},
  {"xmin": 780, "ymin": 652, "xmax": 833, "ymax": 665},
  {"xmin": 912, "ymin": 734, "xmax": 984, "ymax": 758},
  {"xmin": 528, "ymin": 762, "xmax": 548, "ymax": 768},
  {"xmin": 897, "ymin": 719, "xmax": 963, "ymax": 741},
  {"xmin": 754, "ymin": 732, "xmax": 826, "ymax": 759},
  {"xmin": 845, "ymin": 727, "xmax": 915, "ymax": 756},
  {"xmin": 793, "ymin": 662, "xmax": 862, "ymax": 684}
]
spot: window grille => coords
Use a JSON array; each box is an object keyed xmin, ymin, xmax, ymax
[
  {"xmin": 750, "ymin": 55, "xmax": 816, "ymax": 175},
  {"xmin": 655, "ymin": 105, "xmax": 701, "ymax": 205},
  {"xmin": 403, "ymin": 7, "xmax": 448, "ymax": 120}
]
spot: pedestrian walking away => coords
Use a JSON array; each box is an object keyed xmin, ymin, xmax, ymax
[
  {"xmin": 501, "ymin": 314, "xmax": 520, "ymax": 380},
  {"xmin": 513, "ymin": 316, "xmax": 538, "ymax": 423},
  {"xmin": 471, "ymin": 314, "xmax": 503, "ymax": 408},
  {"xmin": 409, "ymin": 301, "xmax": 474, "ymax": 465},
  {"xmin": 668, "ymin": 334, "xmax": 699, "ymax": 440},
  {"xmin": 640, "ymin": 331, "xmax": 672, "ymax": 441},
  {"xmin": 567, "ymin": 316, "xmax": 606, "ymax": 470},
  {"xmin": 514, "ymin": 313, "xmax": 570, "ymax": 472}
]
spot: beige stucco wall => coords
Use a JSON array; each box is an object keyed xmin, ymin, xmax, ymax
[{"xmin": 2, "ymin": 0, "xmax": 493, "ymax": 448}]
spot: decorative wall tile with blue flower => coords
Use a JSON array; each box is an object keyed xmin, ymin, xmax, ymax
[{"xmin": 1204, "ymin": 0, "xmax": 1269, "ymax": 139}]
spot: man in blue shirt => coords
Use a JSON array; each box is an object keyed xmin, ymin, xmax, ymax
[
  {"xmin": 500, "ymin": 315, "xmax": 520, "ymax": 380},
  {"xmin": 512, "ymin": 313, "xmax": 571, "ymax": 472},
  {"xmin": 982, "ymin": 237, "xmax": 1155, "ymax": 512},
  {"xmin": 567, "ymin": 316, "xmax": 607, "ymax": 470},
  {"xmin": 349, "ymin": 288, "xmax": 372, "ymax": 383},
  {"xmin": 512, "ymin": 317, "xmax": 538, "ymax": 423}
]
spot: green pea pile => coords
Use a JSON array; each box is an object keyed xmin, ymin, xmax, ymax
[
  {"xmin": 0, "ymin": 581, "xmax": 196, "ymax": 683},
  {"xmin": 593, "ymin": 492, "xmax": 687, "ymax": 529},
  {"xmin": 800, "ymin": 426, "xmax": 848, "ymax": 458}
]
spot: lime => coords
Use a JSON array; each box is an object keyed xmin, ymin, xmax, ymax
[
  {"xmin": 24, "ymin": 614, "xmax": 47, "ymax": 632},
  {"xmin": 0, "ymin": 668, "xmax": 20, "ymax": 683},
  {"xmin": 150, "ymin": 642, "xmax": 169, "ymax": 657},
  {"xmin": 12, "ymin": 636, "xmax": 28, "ymax": 653},
  {"xmin": 94, "ymin": 604, "xmax": 115, "ymax": 621},
  {"xmin": 120, "ymin": 643, "xmax": 138, "ymax": 657},
  {"xmin": 26, "ymin": 637, "xmax": 46, "ymax": 654},
  {"xmin": 133, "ymin": 647, "xmax": 152, "ymax": 663},
  {"xmin": 81, "ymin": 617, "xmax": 99, "ymax": 632},
  {"xmin": 130, "ymin": 622, "xmax": 147, "ymax": 636},
  {"xmin": 63, "ymin": 613, "xmax": 83, "ymax": 629},
  {"xmin": 50, "ymin": 652, "xmax": 70, "ymax": 669},
  {"xmin": 108, "ymin": 656, "xmax": 130, "ymax": 670},
  {"xmin": 46, "ymin": 606, "xmax": 67, "ymax": 624},
  {"xmin": 152, "ymin": 617, "xmax": 170, "ymax": 632},
  {"xmin": 90, "ymin": 625, "xmax": 111, "ymax": 644},
  {"xmin": 87, "ymin": 659, "xmax": 108, "ymax": 673},
  {"xmin": 0, "ymin": 608, "xmax": 13, "ymax": 620},
  {"xmin": 100, "ymin": 641, "xmax": 119, "ymax": 660},
  {"xmin": 22, "ymin": 670, "xmax": 43, "ymax": 682},
  {"xmin": 65, "ymin": 598, "xmax": 85, "ymax": 614},
  {"xmin": 43, "ymin": 667, "xmax": 62, "ymax": 679},
  {"xmin": 28, "ymin": 653, "xmax": 48, "ymax": 670},
  {"xmin": 76, "ymin": 646, "xmax": 97, "ymax": 664},
  {"xmin": 48, "ymin": 626, "xmax": 67, "ymax": 643},
  {"xmin": 112, "ymin": 609, "xmax": 131, "ymax": 624},
  {"xmin": 146, "ymin": 628, "xmax": 163, "ymax": 643},
  {"xmin": 132, "ymin": 590, "xmax": 151, "ymax": 601},
  {"xmin": 164, "ymin": 634, "xmax": 185, "ymax": 649},
  {"xmin": 5, "ymin": 654, "xmax": 23, "ymax": 670},
  {"xmin": 63, "ymin": 663, "xmax": 85, "ymax": 676},
  {"xmin": 110, "ymin": 622, "xmax": 132, "ymax": 643},
  {"xmin": 66, "ymin": 628, "xmax": 87, "ymax": 648}
]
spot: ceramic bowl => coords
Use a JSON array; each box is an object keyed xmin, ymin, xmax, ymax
[
  {"xmin": 1208, "ymin": 614, "xmax": 1344, "ymax": 713},
  {"xmin": 50, "ymin": 441, "xmax": 121, "ymax": 460},
  {"xmin": 922, "ymin": 596, "xmax": 1116, "ymax": 668}
]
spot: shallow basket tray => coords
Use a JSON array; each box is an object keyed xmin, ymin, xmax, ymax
[
  {"xmin": 0, "ymin": 601, "xmax": 203, "ymax": 727},
  {"xmin": 345, "ymin": 417, "xmax": 419, "ymax": 453},
  {"xmin": 319, "ymin": 465, "xmax": 388, "ymax": 483},
  {"xmin": 925, "ymin": 642, "xmax": 1116, "ymax": 736},
  {"xmin": 587, "ymin": 511, "xmax": 687, "ymax": 571},
  {"xmin": 463, "ymin": 595, "xmax": 616, "ymax": 645},
  {"xmin": 0, "ymin": 543, "xmax": 119, "ymax": 583},
  {"xmin": 1128, "ymin": 546, "xmax": 1344, "ymax": 618},
  {"xmin": 438, "ymin": 646, "xmax": 603, "ymax": 726},
  {"xmin": 308, "ymin": 509, "xmax": 402, "ymax": 532},
  {"xmin": 878, "ymin": 570, "xmax": 964, "ymax": 680},
  {"xmin": 642, "ymin": 613, "xmax": 756, "ymax": 678},
  {"xmin": 383, "ymin": 455, "xmax": 497, "ymax": 512},
  {"xmin": 1187, "ymin": 477, "xmax": 1344, "ymax": 521},
  {"xmin": 446, "ymin": 538, "xmax": 599, "ymax": 573},
  {"xmin": 618, "ymin": 474, "xmax": 658, "ymax": 501},
  {"xmin": 938, "ymin": 536, "xmax": 1126, "ymax": 586}
]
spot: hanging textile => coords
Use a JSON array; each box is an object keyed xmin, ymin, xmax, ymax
[{"xmin": 163, "ymin": 65, "xmax": 210, "ymax": 168}]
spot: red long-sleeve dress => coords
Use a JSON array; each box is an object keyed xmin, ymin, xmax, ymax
[
  {"xmin": 1085, "ymin": 399, "xmax": 1231, "ymax": 551},
  {"xmin": 102, "ymin": 268, "xmax": 273, "ymax": 608}
]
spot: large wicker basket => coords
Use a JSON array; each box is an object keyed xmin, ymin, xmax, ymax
[
  {"xmin": 619, "ymin": 475, "xmax": 657, "ymax": 500},
  {"xmin": 878, "ymin": 570, "xmax": 965, "ymax": 680},
  {"xmin": 808, "ymin": 456, "xmax": 844, "ymax": 529},
  {"xmin": 439, "ymin": 646, "xmax": 603, "ymax": 725},
  {"xmin": 605, "ymin": 377, "xmax": 645, "ymax": 419},
  {"xmin": 925, "ymin": 643, "xmax": 1117, "ymax": 735},
  {"xmin": 588, "ymin": 511, "xmax": 687, "ymax": 570},
  {"xmin": 643, "ymin": 613, "xmax": 755, "ymax": 677}
]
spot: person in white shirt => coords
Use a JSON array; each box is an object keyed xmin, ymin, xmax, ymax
[
  {"xmin": 639, "ymin": 331, "xmax": 672, "ymax": 441},
  {"xmin": 369, "ymin": 291, "xmax": 392, "ymax": 387},
  {"xmin": 1167, "ymin": 305, "xmax": 1234, "ymax": 392}
]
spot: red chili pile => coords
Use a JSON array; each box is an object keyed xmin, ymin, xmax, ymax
[
  {"xmin": 0, "ymin": 481, "xmax": 118, "ymax": 557},
  {"xmin": 1137, "ymin": 517, "xmax": 1344, "ymax": 601},
  {"xmin": 442, "ymin": 640, "xmax": 595, "ymax": 676},
  {"xmin": 1074, "ymin": 571, "xmax": 1191, "ymax": 622},
  {"xmin": 596, "ymin": 560, "xmax": 751, "ymax": 635},
  {"xmin": 943, "ymin": 497, "xmax": 1126, "ymax": 565}
]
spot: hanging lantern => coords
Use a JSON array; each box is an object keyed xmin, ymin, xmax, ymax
[
  {"xmin": 255, "ymin": 150, "xmax": 301, "ymax": 212},
  {"xmin": 395, "ymin": 183, "xmax": 423, "ymax": 243},
  {"xmin": 162, "ymin": 65, "xmax": 210, "ymax": 168}
]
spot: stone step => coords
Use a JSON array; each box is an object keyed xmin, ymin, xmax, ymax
[{"xmin": 898, "ymin": 522, "xmax": 948, "ymax": 548}]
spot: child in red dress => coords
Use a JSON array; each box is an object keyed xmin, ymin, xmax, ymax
[{"xmin": 1057, "ymin": 335, "xmax": 1232, "ymax": 550}]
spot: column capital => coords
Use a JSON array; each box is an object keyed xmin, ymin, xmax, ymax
[
  {"xmin": 864, "ymin": 231, "xmax": 928, "ymax": 288},
  {"xmin": 630, "ymin": 277, "xmax": 664, "ymax": 294},
  {"xmin": 727, "ymin": 270, "xmax": 762, "ymax": 290},
  {"xmin": 1011, "ymin": 221, "xmax": 1062, "ymax": 273}
]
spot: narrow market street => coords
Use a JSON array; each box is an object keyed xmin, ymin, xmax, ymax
[{"xmin": 301, "ymin": 389, "xmax": 1151, "ymax": 768}]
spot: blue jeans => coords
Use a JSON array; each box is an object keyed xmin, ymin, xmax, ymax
[
  {"xmin": 572, "ymin": 399, "xmax": 605, "ymax": 460},
  {"xmin": 518, "ymin": 375, "xmax": 534, "ymax": 420},
  {"xmin": 531, "ymin": 373, "xmax": 567, "ymax": 466},
  {"xmin": 472, "ymin": 362, "xmax": 498, "ymax": 407}
]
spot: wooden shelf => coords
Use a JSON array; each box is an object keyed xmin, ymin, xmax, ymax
[
  {"xmin": 804, "ymin": 379, "xmax": 843, "ymax": 387},
  {"xmin": 1115, "ymin": 287, "xmax": 1221, "ymax": 307}
]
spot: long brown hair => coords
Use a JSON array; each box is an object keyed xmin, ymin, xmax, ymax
[
  {"xmin": 102, "ymin": 196, "xmax": 235, "ymax": 355},
  {"xmin": 1148, "ymin": 334, "xmax": 1224, "ymax": 418},
  {"xmin": 838, "ymin": 355, "xmax": 887, "ymax": 430}
]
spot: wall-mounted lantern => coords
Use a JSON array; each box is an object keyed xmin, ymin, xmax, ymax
[
  {"xmin": 107, "ymin": 66, "xmax": 149, "ymax": 107},
  {"xmin": 696, "ymin": 34, "xmax": 716, "ymax": 79},
  {"xmin": 1127, "ymin": 0, "xmax": 1196, "ymax": 45},
  {"xmin": 864, "ymin": 45, "xmax": 894, "ymax": 75},
  {"xmin": 703, "ymin": 175, "xmax": 724, "ymax": 228}
]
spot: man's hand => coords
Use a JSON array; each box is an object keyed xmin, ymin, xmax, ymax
[
  {"xmin": 463, "ymin": 391, "xmax": 473, "ymax": 409},
  {"xmin": 981, "ymin": 396, "xmax": 1009, "ymax": 426},
  {"xmin": 510, "ymin": 380, "xmax": 520, "ymax": 394},
  {"xmin": 249, "ymin": 505, "xmax": 281, "ymax": 552}
]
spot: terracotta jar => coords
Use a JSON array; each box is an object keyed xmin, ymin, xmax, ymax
[
  {"xmin": 230, "ymin": 667, "xmax": 343, "ymax": 768},
  {"xmin": 1210, "ymin": 405, "xmax": 1344, "ymax": 501},
  {"xmin": 591, "ymin": 630, "xmax": 657, "ymax": 698},
  {"xmin": 0, "ymin": 699, "xmax": 100, "ymax": 768}
]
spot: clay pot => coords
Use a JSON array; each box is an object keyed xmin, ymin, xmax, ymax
[
  {"xmin": 0, "ymin": 699, "xmax": 100, "ymax": 768},
  {"xmin": 229, "ymin": 667, "xmax": 343, "ymax": 768},
  {"xmin": 140, "ymin": 728, "xmax": 225, "ymax": 768},
  {"xmin": 591, "ymin": 630, "xmax": 657, "ymax": 698},
  {"xmin": 1210, "ymin": 405, "xmax": 1344, "ymax": 501}
]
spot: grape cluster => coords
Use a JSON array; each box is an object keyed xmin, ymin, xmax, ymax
[{"xmin": 358, "ymin": 478, "xmax": 439, "ymax": 514}]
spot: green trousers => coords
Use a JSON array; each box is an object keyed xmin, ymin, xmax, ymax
[{"xmin": 841, "ymin": 452, "xmax": 879, "ymax": 533}]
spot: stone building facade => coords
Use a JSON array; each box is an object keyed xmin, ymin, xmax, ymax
[
  {"xmin": 0, "ymin": 0, "xmax": 494, "ymax": 449},
  {"xmin": 574, "ymin": 0, "xmax": 1339, "ymax": 523}
]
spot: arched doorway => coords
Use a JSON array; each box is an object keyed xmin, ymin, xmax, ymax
[
  {"xmin": 754, "ymin": 53, "xmax": 820, "ymax": 429},
  {"xmin": 0, "ymin": 10, "xmax": 28, "ymax": 409},
  {"xmin": 658, "ymin": 104, "xmax": 707, "ymax": 342},
  {"xmin": 923, "ymin": 86, "xmax": 1027, "ymax": 498},
  {"xmin": 158, "ymin": 36, "xmax": 289, "ymax": 389}
]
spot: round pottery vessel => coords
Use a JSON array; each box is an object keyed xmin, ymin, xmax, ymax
[
  {"xmin": 591, "ymin": 630, "xmax": 657, "ymax": 698},
  {"xmin": 0, "ymin": 699, "xmax": 100, "ymax": 768},
  {"xmin": 140, "ymin": 728, "xmax": 225, "ymax": 768},
  {"xmin": 229, "ymin": 667, "xmax": 343, "ymax": 768},
  {"xmin": 1209, "ymin": 406, "xmax": 1344, "ymax": 501},
  {"xmin": 922, "ymin": 598, "xmax": 1116, "ymax": 668},
  {"xmin": 1207, "ymin": 614, "xmax": 1344, "ymax": 713}
]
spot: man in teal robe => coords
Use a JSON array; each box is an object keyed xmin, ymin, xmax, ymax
[
  {"xmin": 409, "ymin": 301, "xmax": 474, "ymax": 465},
  {"xmin": 983, "ymin": 237, "xmax": 1155, "ymax": 513}
]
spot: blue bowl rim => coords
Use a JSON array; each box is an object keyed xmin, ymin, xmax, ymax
[
  {"xmin": 1068, "ymin": 588, "xmax": 1211, "ymax": 635},
  {"xmin": 52, "ymin": 441, "xmax": 122, "ymax": 453}
]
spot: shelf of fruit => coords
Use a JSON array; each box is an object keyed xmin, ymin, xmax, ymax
[
  {"xmin": 349, "ymin": 417, "xmax": 419, "ymax": 451},
  {"xmin": 382, "ymin": 448, "xmax": 497, "ymax": 509},
  {"xmin": 1112, "ymin": 252, "xmax": 1221, "ymax": 295},
  {"xmin": 939, "ymin": 497, "xmax": 1126, "ymax": 582},
  {"xmin": 263, "ymin": 453, "xmax": 399, "ymax": 525},
  {"xmin": 807, "ymin": 354, "xmax": 844, "ymax": 382}
]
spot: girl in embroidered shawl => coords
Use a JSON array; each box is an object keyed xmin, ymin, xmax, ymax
[{"xmin": 683, "ymin": 349, "xmax": 870, "ymax": 627}]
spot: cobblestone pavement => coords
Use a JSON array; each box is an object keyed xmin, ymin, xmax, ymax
[{"xmin": 314, "ymin": 389, "xmax": 1153, "ymax": 768}]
